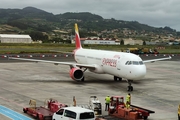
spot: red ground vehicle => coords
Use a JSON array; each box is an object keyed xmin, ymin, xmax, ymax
[
  {"xmin": 23, "ymin": 98, "xmax": 68, "ymax": 120},
  {"xmin": 108, "ymin": 96, "xmax": 155, "ymax": 120}
]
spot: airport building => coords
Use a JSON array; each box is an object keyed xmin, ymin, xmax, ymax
[
  {"xmin": 123, "ymin": 38, "xmax": 143, "ymax": 45},
  {"xmin": 72, "ymin": 37, "xmax": 120, "ymax": 45},
  {"xmin": 71, "ymin": 36, "xmax": 144, "ymax": 45},
  {"xmin": 0, "ymin": 34, "xmax": 32, "ymax": 43}
]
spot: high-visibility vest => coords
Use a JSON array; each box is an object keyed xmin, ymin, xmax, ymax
[
  {"xmin": 105, "ymin": 96, "xmax": 110, "ymax": 103},
  {"xmin": 126, "ymin": 95, "xmax": 130, "ymax": 102}
]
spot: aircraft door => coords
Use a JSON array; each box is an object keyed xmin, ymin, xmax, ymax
[
  {"xmin": 116, "ymin": 56, "xmax": 127, "ymax": 78},
  {"xmin": 53, "ymin": 109, "xmax": 64, "ymax": 120},
  {"xmin": 117, "ymin": 58, "xmax": 121, "ymax": 71}
]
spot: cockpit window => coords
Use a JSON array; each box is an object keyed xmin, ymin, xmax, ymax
[
  {"xmin": 128, "ymin": 61, "xmax": 132, "ymax": 65},
  {"xmin": 125, "ymin": 61, "xmax": 129, "ymax": 65},
  {"xmin": 133, "ymin": 61, "xmax": 139, "ymax": 65},
  {"xmin": 139, "ymin": 61, "xmax": 144, "ymax": 65}
]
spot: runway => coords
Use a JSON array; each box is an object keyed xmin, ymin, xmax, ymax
[{"xmin": 0, "ymin": 54, "xmax": 179, "ymax": 120}]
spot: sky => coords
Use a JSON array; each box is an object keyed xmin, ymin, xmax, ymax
[{"xmin": 1, "ymin": 0, "xmax": 180, "ymax": 31}]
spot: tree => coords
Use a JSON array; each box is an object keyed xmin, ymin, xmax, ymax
[
  {"xmin": 120, "ymin": 39, "xmax": 124, "ymax": 45},
  {"xmin": 143, "ymin": 40, "xmax": 146, "ymax": 45},
  {"xmin": 29, "ymin": 31, "xmax": 48, "ymax": 42}
]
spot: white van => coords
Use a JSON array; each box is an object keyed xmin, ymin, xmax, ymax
[{"xmin": 52, "ymin": 107, "xmax": 95, "ymax": 120}]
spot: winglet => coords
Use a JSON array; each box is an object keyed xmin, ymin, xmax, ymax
[
  {"xmin": 75, "ymin": 23, "xmax": 82, "ymax": 49},
  {"xmin": 169, "ymin": 55, "xmax": 172, "ymax": 59}
]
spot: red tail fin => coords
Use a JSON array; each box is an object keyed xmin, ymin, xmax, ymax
[{"xmin": 75, "ymin": 23, "xmax": 82, "ymax": 49}]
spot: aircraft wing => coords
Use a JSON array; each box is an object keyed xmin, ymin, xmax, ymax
[
  {"xmin": 49, "ymin": 50, "xmax": 73, "ymax": 54},
  {"xmin": 8, "ymin": 57, "xmax": 96, "ymax": 69},
  {"xmin": 143, "ymin": 56, "xmax": 171, "ymax": 63}
]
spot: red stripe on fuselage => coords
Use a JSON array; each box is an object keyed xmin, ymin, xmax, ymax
[{"xmin": 75, "ymin": 33, "xmax": 81, "ymax": 49}]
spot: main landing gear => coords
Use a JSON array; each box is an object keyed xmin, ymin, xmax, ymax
[
  {"xmin": 81, "ymin": 77, "xmax": 84, "ymax": 81},
  {"xmin": 114, "ymin": 76, "xmax": 122, "ymax": 81},
  {"xmin": 127, "ymin": 80, "xmax": 133, "ymax": 91},
  {"xmin": 80, "ymin": 68, "xmax": 87, "ymax": 82}
]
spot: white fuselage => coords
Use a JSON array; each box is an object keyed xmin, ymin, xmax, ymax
[{"xmin": 74, "ymin": 48, "xmax": 146, "ymax": 80}]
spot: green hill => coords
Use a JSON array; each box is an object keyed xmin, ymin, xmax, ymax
[{"xmin": 0, "ymin": 7, "xmax": 178, "ymax": 37}]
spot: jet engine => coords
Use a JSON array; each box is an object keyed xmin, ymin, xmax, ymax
[{"xmin": 69, "ymin": 68, "xmax": 84, "ymax": 81}]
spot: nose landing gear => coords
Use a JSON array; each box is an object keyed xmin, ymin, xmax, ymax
[
  {"xmin": 127, "ymin": 80, "xmax": 133, "ymax": 91},
  {"xmin": 113, "ymin": 76, "xmax": 133, "ymax": 91}
]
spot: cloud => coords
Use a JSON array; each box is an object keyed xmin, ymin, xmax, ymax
[{"xmin": 0, "ymin": 0, "xmax": 180, "ymax": 31}]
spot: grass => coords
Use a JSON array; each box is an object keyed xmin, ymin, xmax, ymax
[{"xmin": 0, "ymin": 43, "xmax": 179, "ymax": 54}]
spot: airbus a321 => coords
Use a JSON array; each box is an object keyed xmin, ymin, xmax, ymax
[{"xmin": 9, "ymin": 23, "xmax": 171, "ymax": 91}]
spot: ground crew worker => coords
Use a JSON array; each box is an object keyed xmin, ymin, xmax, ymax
[
  {"xmin": 105, "ymin": 95, "xmax": 110, "ymax": 111},
  {"xmin": 126, "ymin": 93, "xmax": 131, "ymax": 109},
  {"xmin": 73, "ymin": 96, "xmax": 76, "ymax": 106}
]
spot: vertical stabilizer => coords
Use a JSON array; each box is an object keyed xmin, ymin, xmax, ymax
[{"xmin": 75, "ymin": 23, "xmax": 82, "ymax": 49}]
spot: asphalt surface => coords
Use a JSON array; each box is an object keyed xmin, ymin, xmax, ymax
[{"xmin": 0, "ymin": 54, "xmax": 180, "ymax": 120}]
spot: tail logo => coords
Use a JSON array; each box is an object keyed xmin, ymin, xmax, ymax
[{"xmin": 75, "ymin": 23, "xmax": 82, "ymax": 49}]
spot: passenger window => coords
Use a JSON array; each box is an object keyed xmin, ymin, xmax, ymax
[
  {"xmin": 56, "ymin": 109, "xmax": 64, "ymax": 115},
  {"xmin": 64, "ymin": 110, "xmax": 76, "ymax": 119},
  {"xmin": 80, "ymin": 112, "xmax": 94, "ymax": 119}
]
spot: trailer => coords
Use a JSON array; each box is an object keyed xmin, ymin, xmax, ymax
[
  {"xmin": 23, "ymin": 98, "xmax": 67, "ymax": 120},
  {"xmin": 107, "ymin": 96, "xmax": 155, "ymax": 120},
  {"xmin": 96, "ymin": 96, "xmax": 155, "ymax": 120},
  {"xmin": 23, "ymin": 96, "xmax": 102, "ymax": 120}
]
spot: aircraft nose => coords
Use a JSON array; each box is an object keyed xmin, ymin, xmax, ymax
[{"xmin": 132, "ymin": 65, "xmax": 146, "ymax": 80}]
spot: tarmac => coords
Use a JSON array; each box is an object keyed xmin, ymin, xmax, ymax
[{"xmin": 0, "ymin": 54, "xmax": 179, "ymax": 120}]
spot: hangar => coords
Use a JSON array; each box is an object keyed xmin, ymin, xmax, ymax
[{"xmin": 0, "ymin": 34, "xmax": 32, "ymax": 43}]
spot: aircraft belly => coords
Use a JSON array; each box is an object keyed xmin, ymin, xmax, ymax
[
  {"xmin": 118, "ymin": 66, "xmax": 145, "ymax": 80},
  {"xmin": 102, "ymin": 65, "xmax": 117, "ymax": 75},
  {"xmin": 119, "ymin": 72, "xmax": 127, "ymax": 79}
]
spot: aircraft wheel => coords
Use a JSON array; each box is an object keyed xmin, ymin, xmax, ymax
[
  {"xmin": 36, "ymin": 113, "xmax": 39, "ymax": 119},
  {"xmin": 23, "ymin": 108, "xmax": 27, "ymax": 113},
  {"xmin": 143, "ymin": 116, "xmax": 148, "ymax": 120},
  {"xmin": 127, "ymin": 86, "xmax": 130, "ymax": 91},
  {"xmin": 114, "ymin": 76, "xmax": 118, "ymax": 81},
  {"xmin": 118, "ymin": 77, "xmax": 122, "ymax": 81},
  {"xmin": 81, "ymin": 77, "xmax": 84, "ymax": 82},
  {"xmin": 130, "ymin": 86, "xmax": 133, "ymax": 91},
  {"xmin": 127, "ymin": 86, "xmax": 133, "ymax": 91}
]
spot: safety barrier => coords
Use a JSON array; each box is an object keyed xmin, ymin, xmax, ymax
[
  {"xmin": 1, "ymin": 54, "xmax": 74, "ymax": 58},
  {"xmin": 0, "ymin": 54, "xmax": 179, "ymax": 58}
]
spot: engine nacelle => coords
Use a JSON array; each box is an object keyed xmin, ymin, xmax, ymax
[{"xmin": 69, "ymin": 68, "xmax": 84, "ymax": 81}]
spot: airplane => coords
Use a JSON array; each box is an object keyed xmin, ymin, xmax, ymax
[{"xmin": 9, "ymin": 23, "xmax": 171, "ymax": 91}]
